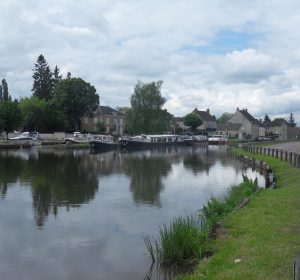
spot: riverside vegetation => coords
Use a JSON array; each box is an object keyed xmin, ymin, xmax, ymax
[
  {"xmin": 145, "ymin": 174, "xmax": 259, "ymax": 268},
  {"xmin": 173, "ymin": 147, "xmax": 300, "ymax": 280}
]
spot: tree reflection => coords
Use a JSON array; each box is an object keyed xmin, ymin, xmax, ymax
[
  {"xmin": 125, "ymin": 155, "xmax": 172, "ymax": 207},
  {"xmin": 183, "ymin": 153, "xmax": 214, "ymax": 175},
  {"xmin": 0, "ymin": 150, "xmax": 99, "ymax": 228}
]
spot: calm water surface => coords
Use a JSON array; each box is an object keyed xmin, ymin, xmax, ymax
[{"xmin": 0, "ymin": 146, "xmax": 264, "ymax": 280}]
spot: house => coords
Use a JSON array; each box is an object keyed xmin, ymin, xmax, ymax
[
  {"xmin": 192, "ymin": 108, "xmax": 217, "ymax": 135},
  {"xmin": 81, "ymin": 106, "xmax": 126, "ymax": 135},
  {"xmin": 215, "ymin": 123, "xmax": 243, "ymax": 138},
  {"xmin": 227, "ymin": 108, "xmax": 259, "ymax": 140},
  {"xmin": 267, "ymin": 118, "xmax": 288, "ymax": 140},
  {"xmin": 287, "ymin": 126, "xmax": 300, "ymax": 139}
]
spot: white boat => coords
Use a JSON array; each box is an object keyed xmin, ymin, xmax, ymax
[
  {"xmin": 183, "ymin": 135, "xmax": 208, "ymax": 146},
  {"xmin": 89, "ymin": 135, "xmax": 119, "ymax": 150},
  {"xmin": 208, "ymin": 135, "xmax": 228, "ymax": 145},
  {"xmin": 8, "ymin": 132, "xmax": 41, "ymax": 147},
  {"xmin": 64, "ymin": 132, "xmax": 91, "ymax": 144}
]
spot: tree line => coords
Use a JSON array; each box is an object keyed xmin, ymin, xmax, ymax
[{"xmin": 0, "ymin": 54, "xmax": 99, "ymax": 137}]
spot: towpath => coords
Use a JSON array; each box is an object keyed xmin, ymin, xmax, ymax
[{"xmin": 268, "ymin": 141, "xmax": 300, "ymax": 153}]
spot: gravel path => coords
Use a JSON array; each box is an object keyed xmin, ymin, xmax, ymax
[{"xmin": 268, "ymin": 142, "xmax": 300, "ymax": 154}]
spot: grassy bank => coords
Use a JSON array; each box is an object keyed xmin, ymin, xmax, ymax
[
  {"xmin": 145, "ymin": 174, "xmax": 259, "ymax": 268},
  {"xmin": 177, "ymin": 148, "xmax": 300, "ymax": 280}
]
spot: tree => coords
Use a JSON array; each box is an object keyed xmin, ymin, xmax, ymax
[
  {"xmin": 183, "ymin": 113, "xmax": 203, "ymax": 131},
  {"xmin": 0, "ymin": 84, "xmax": 2, "ymax": 102},
  {"xmin": 217, "ymin": 112, "xmax": 232, "ymax": 123},
  {"xmin": 128, "ymin": 80, "xmax": 171, "ymax": 134},
  {"xmin": 67, "ymin": 72, "xmax": 71, "ymax": 79},
  {"xmin": 95, "ymin": 121, "xmax": 106, "ymax": 133},
  {"xmin": 52, "ymin": 65, "xmax": 62, "ymax": 90},
  {"xmin": 2, "ymin": 79, "xmax": 10, "ymax": 101},
  {"xmin": 288, "ymin": 113, "xmax": 296, "ymax": 127},
  {"xmin": 53, "ymin": 77, "xmax": 99, "ymax": 130},
  {"xmin": 263, "ymin": 114, "xmax": 271, "ymax": 127},
  {"xmin": 32, "ymin": 54, "xmax": 54, "ymax": 100},
  {"xmin": 0, "ymin": 100, "xmax": 22, "ymax": 138}
]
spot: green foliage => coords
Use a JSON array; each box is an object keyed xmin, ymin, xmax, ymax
[
  {"xmin": 128, "ymin": 80, "xmax": 171, "ymax": 134},
  {"xmin": 95, "ymin": 121, "xmax": 106, "ymax": 133},
  {"xmin": 19, "ymin": 96, "xmax": 65, "ymax": 132},
  {"xmin": 217, "ymin": 112, "xmax": 233, "ymax": 124},
  {"xmin": 146, "ymin": 175, "xmax": 259, "ymax": 267},
  {"xmin": 0, "ymin": 100, "xmax": 22, "ymax": 137},
  {"xmin": 53, "ymin": 77, "xmax": 99, "ymax": 130},
  {"xmin": 1, "ymin": 79, "xmax": 10, "ymax": 101},
  {"xmin": 32, "ymin": 54, "xmax": 54, "ymax": 100},
  {"xmin": 183, "ymin": 113, "xmax": 202, "ymax": 131},
  {"xmin": 287, "ymin": 112, "xmax": 296, "ymax": 127}
]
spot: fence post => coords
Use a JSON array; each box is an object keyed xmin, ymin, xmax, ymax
[{"xmin": 294, "ymin": 253, "xmax": 300, "ymax": 280}]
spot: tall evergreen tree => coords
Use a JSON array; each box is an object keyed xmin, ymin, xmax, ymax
[
  {"xmin": 263, "ymin": 114, "xmax": 271, "ymax": 127},
  {"xmin": 0, "ymin": 84, "xmax": 2, "ymax": 102},
  {"xmin": 52, "ymin": 65, "xmax": 62, "ymax": 90},
  {"xmin": 67, "ymin": 72, "xmax": 71, "ymax": 79},
  {"xmin": 2, "ymin": 79, "xmax": 10, "ymax": 101},
  {"xmin": 32, "ymin": 54, "xmax": 53, "ymax": 100},
  {"xmin": 288, "ymin": 113, "xmax": 296, "ymax": 127}
]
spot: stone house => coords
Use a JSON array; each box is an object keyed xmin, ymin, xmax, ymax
[
  {"xmin": 192, "ymin": 108, "xmax": 217, "ymax": 135},
  {"xmin": 215, "ymin": 123, "xmax": 243, "ymax": 138},
  {"xmin": 227, "ymin": 108, "xmax": 259, "ymax": 140},
  {"xmin": 267, "ymin": 118, "xmax": 288, "ymax": 140},
  {"xmin": 81, "ymin": 106, "xmax": 126, "ymax": 136}
]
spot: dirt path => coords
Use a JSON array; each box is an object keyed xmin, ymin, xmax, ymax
[{"xmin": 268, "ymin": 142, "xmax": 300, "ymax": 153}]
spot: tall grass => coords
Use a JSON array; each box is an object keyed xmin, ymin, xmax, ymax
[{"xmin": 145, "ymin": 175, "xmax": 259, "ymax": 267}]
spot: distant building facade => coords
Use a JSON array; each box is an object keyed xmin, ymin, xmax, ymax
[
  {"xmin": 81, "ymin": 106, "xmax": 126, "ymax": 135},
  {"xmin": 192, "ymin": 108, "xmax": 217, "ymax": 135},
  {"xmin": 267, "ymin": 118, "xmax": 288, "ymax": 140},
  {"xmin": 227, "ymin": 108, "xmax": 259, "ymax": 140},
  {"xmin": 215, "ymin": 123, "xmax": 243, "ymax": 138}
]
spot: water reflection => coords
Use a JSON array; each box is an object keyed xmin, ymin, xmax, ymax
[{"xmin": 0, "ymin": 146, "xmax": 265, "ymax": 280}]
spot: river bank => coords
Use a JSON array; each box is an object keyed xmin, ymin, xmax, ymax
[{"xmin": 177, "ymin": 147, "xmax": 300, "ymax": 280}]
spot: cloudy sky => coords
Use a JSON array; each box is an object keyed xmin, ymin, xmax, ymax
[{"xmin": 1, "ymin": 0, "xmax": 300, "ymax": 121}]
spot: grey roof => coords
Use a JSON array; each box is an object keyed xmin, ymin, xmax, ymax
[
  {"xmin": 94, "ymin": 106, "xmax": 124, "ymax": 116},
  {"xmin": 238, "ymin": 109, "xmax": 258, "ymax": 123},
  {"xmin": 217, "ymin": 122, "xmax": 242, "ymax": 131},
  {"xmin": 192, "ymin": 108, "xmax": 215, "ymax": 121},
  {"xmin": 270, "ymin": 118, "xmax": 288, "ymax": 127}
]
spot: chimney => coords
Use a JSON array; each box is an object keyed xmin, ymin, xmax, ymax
[{"xmin": 207, "ymin": 108, "xmax": 210, "ymax": 114}]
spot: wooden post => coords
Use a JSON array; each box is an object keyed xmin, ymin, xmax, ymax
[
  {"xmin": 289, "ymin": 152, "xmax": 293, "ymax": 164},
  {"xmin": 275, "ymin": 149, "xmax": 278, "ymax": 158},
  {"xmin": 279, "ymin": 150, "xmax": 283, "ymax": 161},
  {"xmin": 284, "ymin": 151, "xmax": 288, "ymax": 161},
  {"xmin": 294, "ymin": 253, "xmax": 300, "ymax": 280},
  {"xmin": 267, "ymin": 148, "xmax": 270, "ymax": 156}
]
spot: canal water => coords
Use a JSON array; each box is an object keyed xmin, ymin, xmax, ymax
[{"xmin": 0, "ymin": 146, "xmax": 264, "ymax": 280}]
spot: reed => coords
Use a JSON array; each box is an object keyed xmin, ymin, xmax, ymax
[{"xmin": 145, "ymin": 175, "xmax": 259, "ymax": 267}]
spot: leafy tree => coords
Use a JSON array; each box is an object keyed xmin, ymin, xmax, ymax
[
  {"xmin": 217, "ymin": 112, "xmax": 232, "ymax": 123},
  {"xmin": 183, "ymin": 113, "xmax": 203, "ymax": 131},
  {"xmin": 288, "ymin": 113, "xmax": 296, "ymax": 127},
  {"xmin": 263, "ymin": 114, "xmax": 271, "ymax": 127},
  {"xmin": 95, "ymin": 121, "xmax": 106, "ymax": 133},
  {"xmin": 52, "ymin": 65, "xmax": 62, "ymax": 90},
  {"xmin": 32, "ymin": 54, "xmax": 54, "ymax": 100},
  {"xmin": 128, "ymin": 80, "xmax": 171, "ymax": 134},
  {"xmin": 2, "ymin": 79, "xmax": 10, "ymax": 101},
  {"xmin": 53, "ymin": 77, "xmax": 99, "ymax": 130},
  {"xmin": 0, "ymin": 100, "xmax": 22, "ymax": 138}
]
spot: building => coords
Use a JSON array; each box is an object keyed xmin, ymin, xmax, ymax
[
  {"xmin": 81, "ymin": 106, "xmax": 126, "ymax": 135},
  {"xmin": 267, "ymin": 118, "xmax": 288, "ymax": 140},
  {"xmin": 192, "ymin": 108, "xmax": 217, "ymax": 135},
  {"xmin": 227, "ymin": 108, "xmax": 259, "ymax": 140},
  {"xmin": 215, "ymin": 123, "xmax": 243, "ymax": 138}
]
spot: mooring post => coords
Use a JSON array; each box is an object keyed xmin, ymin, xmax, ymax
[
  {"xmin": 294, "ymin": 253, "xmax": 300, "ymax": 280},
  {"xmin": 279, "ymin": 150, "xmax": 283, "ymax": 161},
  {"xmin": 289, "ymin": 152, "xmax": 293, "ymax": 164},
  {"xmin": 267, "ymin": 148, "xmax": 270, "ymax": 156},
  {"xmin": 284, "ymin": 151, "xmax": 288, "ymax": 161}
]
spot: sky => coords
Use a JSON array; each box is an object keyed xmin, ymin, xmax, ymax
[{"xmin": 1, "ymin": 0, "xmax": 300, "ymax": 122}]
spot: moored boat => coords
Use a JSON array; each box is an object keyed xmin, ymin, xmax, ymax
[
  {"xmin": 184, "ymin": 135, "xmax": 208, "ymax": 146},
  {"xmin": 64, "ymin": 132, "xmax": 91, "ymax": 144},
  {"xmin": 120, "ymin": 134, "xmax": 178, "ymax": 149},
  {"xmin": 89, "ymin": 135, "xmax": 119, "ymax": 150},
  {"xmin": 8, "ymin": 131, "xmax": 41, "ymax": 147},
  {"xmin": 208, "ymin": 135, "xmax": 228, "ymax": 145}
]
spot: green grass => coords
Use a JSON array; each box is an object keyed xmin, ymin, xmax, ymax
[
  {"xmin": 145, "ymin": 175, "xmax": 259, "ymax": 267},
  {"xmin": 176, "ymin": 148, "xmax": 300, "ymax": 280}
]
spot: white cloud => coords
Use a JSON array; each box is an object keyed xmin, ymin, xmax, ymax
[{"xmin": 1, "ymin": 0, "xmax": 300, "ymax": 122}]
